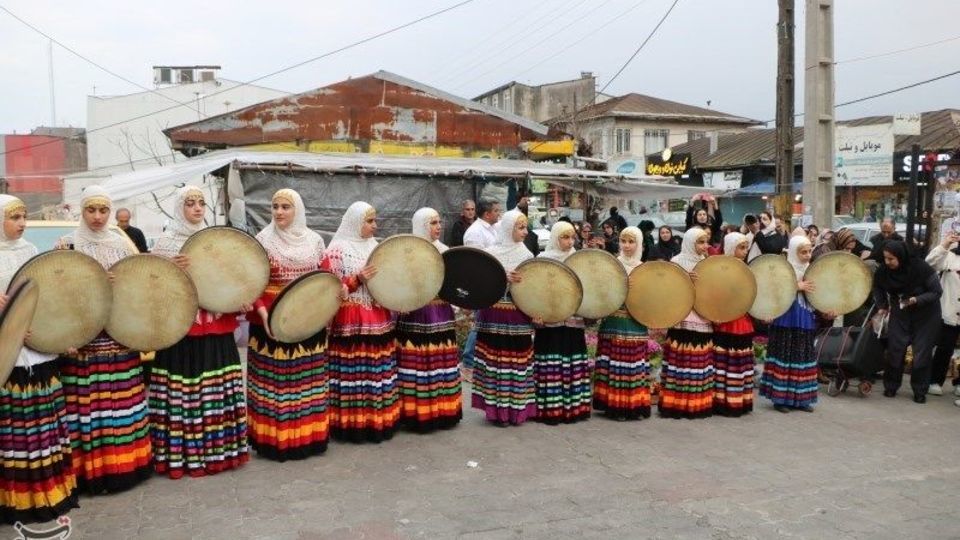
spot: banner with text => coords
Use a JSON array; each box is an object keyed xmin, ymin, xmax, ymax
[{"xmin": 835, "ymin": 123, "xmax": 894, "ymax": 186}]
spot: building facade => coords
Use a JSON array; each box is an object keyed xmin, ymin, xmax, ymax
[
  {"xmin": 0, "ymin": 127, "xmax": 86, "ymax": 216},
  {"xmin": 473, "ymin": 73, "xmax": 597, "ymax": 123}
]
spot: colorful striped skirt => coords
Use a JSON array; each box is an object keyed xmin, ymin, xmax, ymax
[
  {"xmin": 247, "ymin": 324, "xmax": 328, "ymax": 461},
  {"xmin": 532, "ymin": 326, "xmax": 592, "ymax": 425},
  {"xmin": 327, "ymin": 303, "xmax": 400, "ymax": 443},
  {"xmin": 396, "ymin": 299, "xmax": 461, "ymax": 432},
  {"xmin": 150, "ymin": 333, "xmax": 248, "ymax": 478},
  {"xmin": 713, "ymin": 316, "xmax": 755, "ymax": 417},
  {"xmin": 658, "ymin": 328, "xmax": 715, "ymax": 419},
  {"xmin": 760, "ymin": 326, "xmax": 818, "ymax": 409},
  {"xmin": 471, "ymin": 300, "xmax": 536, "ymax": 426},
  {"xmin": 0, "ymin": 362, "xmax": 78, "ymax": 524},
  {"xmin": 59, "ymin": 334, "xmax": 152, "ymax": 494},
  {"xmin": 594, "ymin": 308, "xmax": 651, "ymax": 420}
]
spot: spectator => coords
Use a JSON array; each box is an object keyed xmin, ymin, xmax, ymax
[
  {"xmin": 685, "ymin": 194, "xmax": 723, "ymax": 245},
  {"xmin": 516, "ymin": 193, "xmax": 540, "ymax": 257},
  {"xmin": 742, "ymin": 214, "xmax": 760, "ymax": 236},
  {"xmin": 868, "ymin": 218, "xmax": 903, "ymax": 263},
  {"xmin": 609, "ymin": 206, "xmax": 628, "ymax": 232},
  {"xmin": 747, "ymin": 211, "xmax": 787, "ymax": 261},
  {"xmin": 447, "ymin": 199, "xmax": 476, "ymax": 247},
  {"xmin": 462, "ymin": 198, "xmax": 500, "ymax": 248},
  {"xmin": 601, "ymin": 220, "xmax": 619, "ymax": 255},
  {"xmin": 638, "ymin": 220, "xmax": 656, "ymax": 262},
  {"xmin": 924, "ymin": 231, "xmax": 960, "ymax": 400},
  {"xmin": 806, "ymin": 224, "xmax": 820, "ymax": 245},
  {"xmin": 811, "ymin": 227, "xmax": 872, "ymax": 262},
  {"xmin": 115, "ymin": 208, "xmax": 148, "ymax": 253},
  {"xmin": 651, "ymin": 226, "xmax": 682, "ymax": 261}
]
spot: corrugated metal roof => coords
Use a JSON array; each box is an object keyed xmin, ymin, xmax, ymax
[
  {"xmin": 663, "ymin": 109, "xmax": 960, "ymax": 170},
  {"xmin": 549, "ymin": 93, "xmax": 762, "ymax": 126}
]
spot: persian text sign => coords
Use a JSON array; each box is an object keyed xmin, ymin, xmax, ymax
[
  {"xmin": 835, "ymin": 124, "xmax": 894, "ymax": 186},
  {"xmin": 645, "ymin": 153, "xmax": 690, "ymax": 176}
]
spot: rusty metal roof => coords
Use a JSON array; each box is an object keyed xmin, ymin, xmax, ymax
[
  {"xmin": 164, "ymin": 71, "xmax": 548, "ymax": 151},
  {"xmin": 662, "ymin": 109, "xmax": 960, "ymax": 170},
  {"xmin": 549, "ymin": 93, "xmax": 762, "ymax": 126}
]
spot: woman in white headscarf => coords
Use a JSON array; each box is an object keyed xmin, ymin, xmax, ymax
[
  {"xmin": 321, "ymin": 201, "xmax": 400, "ymax": 443},
  {"xmin": 248, "ymin": 188, "xmax": 329, "ymax": 461},
  {"xmin": 711, "ymin": 232, "xmax": 756, "ymax": 417},
  {"xmin": 594, "ymin": 226, "xmax": 653, "ymax": 420},
  {"xmin": 150, "ymin": 186, "xmax": 249, "ymax": 476},
  {"xmin": 394, "ymin": 208, "xmax": 461, "ymax": 432},
  {"xmin": 531, "ymin": 221, "xmax": 592, "ymax": 424},
  {"xmin": 471, "ymin": 209, "xmax": 537, "ymax": 426},
  {"xmin": 0, "ymin": 195, "xmax": 78, "ymax": 523},
  {"xmin": 57, "ymin": 185, "xmax": 152, "ymax": 493},
  {"xmin": 759, "ymin": 234, "xmax": 821, "ymax": 413},
  {"xmin": 659, "ymin": 228, "xmax": 716, "ymax": 419}
]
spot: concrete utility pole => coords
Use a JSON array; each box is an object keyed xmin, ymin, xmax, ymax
[
  {"xmin": 775, "ymin": 0, "xmax": 795, "ymax": 201},
  {"xmin": 802, "ymin": 0, "xmax": 835, "ymax": 228}
]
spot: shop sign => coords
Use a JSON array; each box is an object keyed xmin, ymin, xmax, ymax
[
  {"xmin": 893, "ymin": 113, "xmax": 922, "ymax": 135},
  {"xmin": 835, "ymin": 124, "xmax": 894, "ymax": 186},
  {"xmin": 703, "ymin": 170, "xmax": 743, "ymax": 190},
  {"xmin": 645, "ymin": 151, "xmax": 690, "ymax": 176}
]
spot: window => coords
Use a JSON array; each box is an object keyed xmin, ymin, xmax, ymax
[
  {"xmin": 615, "ymin": 128, "xmax": 631, "ymax": 154},
  {"xmin": 644, "ymin": 129, "xmax": 669, "ymax": 155},
  {"xmin": 492, "ymin": 94, "xmax": 499, "ymax": 108},
  {"xmin": 159, "ymin": 68, "xmax": 171, "ymax": 84},
  {"xmin": 200, "ymin": 70, "xmax": 215, "ymax": 82},
  {"xmin": 503, "ymin": 91, "xmax": 511, "ymax": 112},
  {"xmin": 688, "ymin": 130, "xmax": 706, "ymax": 141},
  {"xmin": 179, "ymin": 69, "xmax": 194, "ymax": 83}
]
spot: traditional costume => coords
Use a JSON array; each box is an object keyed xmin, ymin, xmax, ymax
[
  {"xmin": 0, "ymin": 195, "xmax": 78, "ymax": 523},
  {"xmin": 150, "ymin": 186, "xmax": 248, "ymax": 476},
  {"xmin": 659, "ymin": 228, "xmax": 715, "ymax": 419},
  {"xmin": 594, "ymin": 226, "xmax": 651, "ymax": 420},
  {"xmin": 532, "ymin": 222, "xmax": 591, "ymax": 424},
  {"xmin": 246, "ymin": 189, "xmax": 329, "ymax": 460},
  {"xmin": 711, "ymin": 233, "xmax": 755, "ymax": 416},
  {"xmin": 58, "ymin": 186, "xmax": 152, "ymax": 493},
  {"xmin": 471, "ymin": 209, "xmax": 536, "ymax": 425},
  {"xmin": 395, "ymin": 208, "xmax": 462, "ymax": 432},
  {"xmin": 322, "ymin": 202, "xmax": 400, "ymax": 443},
  {"xmin": 759, "ymin": 236, "xmax": 819, "ymax": 411}
]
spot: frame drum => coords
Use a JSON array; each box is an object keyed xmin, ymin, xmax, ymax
[
  {"xmin": 439, "ymin": 247, "xmax": 507, "ymax": 309},
  {"xmin": 9, "ymin": 250, "xmax": 112, "ymax": 354},
  {"xmin": 106, "ymin": 255, "xmax": 199, "ymax": 352},
  {"xmin": 510, "ymin": 258, "xmax": 583, "ymax": 324},
  {"xmin": 180, "ymin": 226, "xmax": 270, "ymax": 314},
  {"xmin": 269, "ymin": 271, "xmax": 342, "ymax": 343},
  {"xmin": 564, "ymin": 249, "xmax": 628, "ymax": 319},
  {"xmin": 625, "ymin": 261, "xmax": 694, "ymax": 329},
  {"xmin": 0, "ymin": 280, "xmax": 39, "ymax": 385},
  {"xmin": 748, "ymin": 254, "xmax": 798, "ymax": 320},
  {"xmin": 693, "ymin": 255, "xmax": 757, "ymax": 323},
  {"xmin": 804, "ymin": 251, "xmax": 873, "ymax": 315},
  {"xmin": 366, "ymin": 234, "xmax": 445, "ymax": 312}
]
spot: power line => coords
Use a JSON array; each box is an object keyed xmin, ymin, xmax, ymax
[
  {"xmin": 0, "ymin": 0, "xmax": 476, "ymax": 158},
  {"xmin": 598, "ymin": 0, "xmax": 679, "ymax": 95},
  {"xmin": 0, "ymin": 4, "xmax": 204, "ymax": 116},
  {"xmin": 835, "ymin": 34, "xmax": 960, "ymax": 66}
]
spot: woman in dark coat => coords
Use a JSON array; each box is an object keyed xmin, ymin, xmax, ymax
[
  {"xmin": 873, "ymin": 241, "xmax": 942, "ymax": 403},
  {"xmin": 651, "ymin": 226, "xmax": 682, "ymax": 261}
]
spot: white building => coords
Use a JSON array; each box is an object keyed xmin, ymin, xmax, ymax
[{"xmin": 66, "ymin": 66, "xmax": 289, "ymax": 241}]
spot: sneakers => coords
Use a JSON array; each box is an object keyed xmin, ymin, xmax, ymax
[{"xmin": 929, "ymin": 384, "xmax": 944, "ymax": 396}]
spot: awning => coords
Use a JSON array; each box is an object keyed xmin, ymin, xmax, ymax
[{"xmin": 721, "ymin": 180, "xmax": 802, "ymax": 197}]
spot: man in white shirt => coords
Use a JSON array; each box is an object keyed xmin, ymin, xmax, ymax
[{"xmin": 463, "ymin": 198, "xmax": 501, "ymax": 248}]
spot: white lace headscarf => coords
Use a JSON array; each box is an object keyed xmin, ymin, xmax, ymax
[
  {"xmin": 540, "ymin": 221, "xmax": 576, "ymax": 262},
  {"xmin": 0, "ymin": 195, "xmax": 37, "ymax": 291},
  {"xmin": 672, "ymin": 227, "xmax": 708, "ymax": 272},
  {"xmin": 153, "ymin": 185, "xmax": 207, "ymax": 258},
  {"xmin": 724, "ymin": 232, "xmax": 749, "ymax": 258},
  {"xmin": 255, "ymin": 188, "xmax": 325, "ymax": 270},
  {"xmin": 617, "ymin": 226, "xmax": 643, "ymax": 273},
  {"xmin": 486, "ymin": 209, "xmax": 532, "ymax": 272},
  {"xmin": 787, "ymin": 235, "xmax": 812, "ymax": 280},
  {"xmin": 325, "ymin": 201, "xmax": 379, "ymax": 305},
  {"xmin": 411, "ymin": 207, "xmax": 448, "ymax": 253},
  {"xmin": 71, "ymin": 185, "xmax": 135, "ymax": 269}
]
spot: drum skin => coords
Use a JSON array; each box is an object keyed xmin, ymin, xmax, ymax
[
  {"xmin": 748, "ymin": 254, "xmax": 798, "ymax": 320},
  {"xmin": 564, "ymin": 249, "xmax": 628, "ymax": 319},
  {"xmin": 9, "ymin": 250, "xmax": 112, "ymax": 354},
  {"xmin": 439, "ymin": 247, "xmax": 507, "ymax": 309},
  {"xmin": 366, "ymin": 234, "xmax": 444, "ymax": 313},
  {"xmin": 625, "ymin": 261, "xmax": 694, "ymax": 329},
  {"xmin": 693, "ymin": 255, "xmax": 757, "ymax": 324},
  {"xmin": 804, "ymin": 251, "xmax": 873, "ymax": 315},
  {"xmin": 510, "ymin": 258, "xmax": 583, "ymax": 324},
  {"xmin": 269, "ymin": 271, "xmax": 342, "ymax": 344},
  {"xmin": 106, "ymin": 254, "xmax": 199, "ymax": 352},
  {"xmin": 0, "ymin": 280, "xmax": 38, "ymax": 385},
  {"xmin": 180, "ymin": 226, "xmax": 270, "ymax": 314}
]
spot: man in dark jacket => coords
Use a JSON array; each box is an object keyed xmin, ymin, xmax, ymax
[
  {"xmin": 116, "ymin": 208, "xmax": 149, "ymax": 253},
  {"xmin": 609, "ymin": 206, "xmax": 628, "ymax": 232},
  {"xmin": 447, "ymin": 199, "xmax": 476, "ymax": 247},
  {"xmin": 868, "ymin": 218, "xmax": 903, "ymax": 263}
]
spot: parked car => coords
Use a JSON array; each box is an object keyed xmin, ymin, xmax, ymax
[
  {"xmin": 840, "ymin": 222, "xmax": 925, "ymax": 249},
  {"xmin": 23, "ymin": 220, "xmax": 137, "ymax": 252},
  {"xmin": 532, "ymin": 228, "xmax": 551, "ymax": 251}
]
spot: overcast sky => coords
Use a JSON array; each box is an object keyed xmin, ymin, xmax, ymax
[{"xmin": 1, "ymin": 0, "xmax": 957, "ymax": 134}]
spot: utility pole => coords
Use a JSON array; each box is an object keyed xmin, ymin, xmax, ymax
[
  {"xmin": 802, "ymin": 0, "xmax": 835, "ymax": 228},
  {"xmin": 775, "ymin": 0, "xmax": 795, "ymax": 209}
]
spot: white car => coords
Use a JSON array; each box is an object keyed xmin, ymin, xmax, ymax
[{"xmin": 840, "ymin": 222, "xmax": 924, "ymax": 248}]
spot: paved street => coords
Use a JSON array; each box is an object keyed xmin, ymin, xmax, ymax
[{"xmin": 12, "ymin": 376, "xmax": 959, "ymax": 540}]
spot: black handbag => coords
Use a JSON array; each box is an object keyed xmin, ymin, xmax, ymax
[{"xmin": 814, "ymin": 306, "xmax": 886, "ymax": 377}]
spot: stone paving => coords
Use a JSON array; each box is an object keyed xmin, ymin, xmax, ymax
[{"xmin": 9, "ymin": 378, "xmax": 959, "ymax": 540}]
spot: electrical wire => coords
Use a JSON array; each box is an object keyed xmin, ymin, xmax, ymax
[
  {"xmin": 835, "ymin": 34, "xmax": 960, "ymax": 66},
  {"xmin": 598, "ymin": 0, "xmax": 679, "ymax": 95}
]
